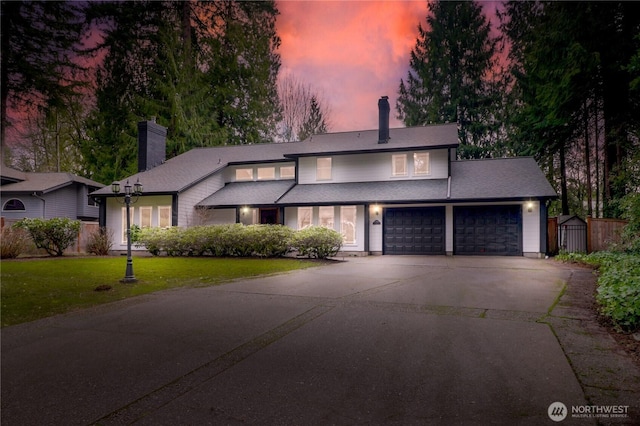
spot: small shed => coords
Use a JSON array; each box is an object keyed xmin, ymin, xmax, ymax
[{"xmin": 558, "ymin": 215, "xmax": 587, "ymax": 253}]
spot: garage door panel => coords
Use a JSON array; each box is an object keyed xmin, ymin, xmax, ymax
[
  {"xmin": 454, "ymin": 206, "xmax": 522, "ymax": 256},
  {"xmin": 384, "ymin": 207, "xmax": 445, "ymax": 255}
]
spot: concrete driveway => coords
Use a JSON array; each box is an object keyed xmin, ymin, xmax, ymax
[{"xmin": 0, "ymin": 256, "xmax": 626, "ymax": 425}]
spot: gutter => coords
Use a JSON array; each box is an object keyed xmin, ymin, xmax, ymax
[
  {"xmin": 31, "ymin": 192, "xmax": 46, "ymax": 218},
  {"xmin": 447, "ymin": 176, "xmax": 451, "ymax": 199}
]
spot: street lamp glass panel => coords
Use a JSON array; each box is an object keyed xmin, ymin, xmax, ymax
[
  {"xmin": 134, "ymin": 180, "xmax": 143, "ymax": 195},
  {"xmin": 111, "ymin": 182, "xmax": 120, "ymax": 194},
  {"xmin": 124, "ymin": 181, "xmax": 132, "ymax": 195}
]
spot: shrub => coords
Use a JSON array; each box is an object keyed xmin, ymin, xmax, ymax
[
  {"xmin": 291, "ymin": 226, "xmax": 343, "ymax": 259},
  {"xmin": 0, "ymin": 226, "xmax": 29, "ymax": 259},
  {"xmin": 15, "ymin": 217, "xmax": 81, "ymax": 256},
  {"xmin": 249, "ymin": 225, "xmax": 294, "ymax": 257},
  {"xmin": 86, "ymin": 227, "xmax": 113, "ymax": 255}
]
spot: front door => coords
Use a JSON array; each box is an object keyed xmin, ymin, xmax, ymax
[{"xmin": 260, "ymin": 208, "xmax": 279, "ymax": 224}]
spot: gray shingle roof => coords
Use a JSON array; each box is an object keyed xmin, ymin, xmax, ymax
[
  {"xmin": 450, "ymin": 157, "xmax": 557, "ymax": 200},
  {"xmin": 276, "ymin": 180, "xmax": 449, "ymax": 205},
  {"xmin": 1, "ymin": 172, "xmax": 105, "ymax": 193},
  {"xmin": 198, "ymin": 180, "xmax": 296, "ymax": 207},
  {"xmin": 92, "ymin": 123, "xmax": 459, "ymax": 196}
]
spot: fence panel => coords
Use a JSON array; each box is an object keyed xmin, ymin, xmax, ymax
[
  {"xmin": 547, "ymin": 217, "xmax": 558, "ymax": 255},
  {"xmin": 587, "ymin": 217, "xmax": 628, "ymax": 252}
]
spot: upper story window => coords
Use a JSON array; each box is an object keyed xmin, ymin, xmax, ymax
[
  {"xmin": 236, "ymin": 168, "xmax": 253, "ymax": 181},
  {"xmin": 316, "ymin": 157, "xmax": 332, "ymax": 180},
  {"xmin": 3, "ymin": 199, "xmax": 25, "ymax": 211},
  {"xmin": 257, "ymin": 167, "xmax": 275, "ymax": 180},
  {"xmin": 413, "ymin": 152, "xmax": 430, "ymax": 175},
  {"xmin": 280, "ymin": 166, "xmax": 295, "ymax": 179},
  {"xmin": 392, "ymin": 154, "xmax": 407, "ymax": 176}
]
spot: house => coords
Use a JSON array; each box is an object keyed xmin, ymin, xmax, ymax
[
  {"xmin": 0, "ymin": 166, "xmax": 104, "ymax": 225},
  {"xmin": 92, "ymin": 97, "xmax": 557, "ymax": 257}
]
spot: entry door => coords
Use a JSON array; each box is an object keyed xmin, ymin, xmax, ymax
[{"xmin": 260, "ymin": 208, "xmax": 279, "ymax": 224}]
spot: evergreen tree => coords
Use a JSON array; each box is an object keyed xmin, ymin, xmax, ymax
[
  {"xmin": 396, "ymin": 0, "xmax": 498, "ymax": 158},
  {"xmin": 297, "ymin": 96, "xmax": 328, "ymax": 142},
  {"xmin": 1, "ymin": 1, "xmax": 85, "ymax": 162}
]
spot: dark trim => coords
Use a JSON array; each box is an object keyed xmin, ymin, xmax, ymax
[
  {"xmin": 283, "ymin": 144, "xmax": 459, "ymax": 159},
  {"xmin": 98, "ymin": 201, "xmax": 106, "ymax": 227},
  {"xmin": 540, "ymin": 201, "xmax": 548, "ymax": 255},
  {"xmin": 364, "ymin": 204, "xmax": 370, "ymax": 253},
  {"xmin": 171, "ymin": 195, "xmax": 179, "ymax": 226}
]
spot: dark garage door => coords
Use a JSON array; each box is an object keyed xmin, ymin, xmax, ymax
[
  {"xmin": 454, "ymin": 205, "xmax": 522, "ymax": 256},
  {"xmin": 384, "ymin": 207, "xmax": 445, "ymax": 255}
]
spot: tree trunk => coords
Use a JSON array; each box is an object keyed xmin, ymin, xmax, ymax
[
  {"xmin": 559, "ymin": 142, "xmax": 569, "ymax": 215},
  {"xmin": 583, "ymin": 100, "xmax": 592, "ymax": 217}
]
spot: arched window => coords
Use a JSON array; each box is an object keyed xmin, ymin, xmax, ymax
[{"xmin": 3, "ymin": 199, "xmax": 26, "ymax": 211}]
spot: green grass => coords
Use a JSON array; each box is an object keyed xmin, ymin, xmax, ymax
[{"xmin": 1, "ymin": 256, "xmax": 320, "ymax": 327}]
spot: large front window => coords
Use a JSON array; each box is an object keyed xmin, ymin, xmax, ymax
[
  {"xmin": 139, "ymin": 206, "xmax": 152, "ymax": 228},
  {"xmin": 319, "ymin": 206, "xmax": 334, "ymax": 228},
  {"xmin": 158, "ymin": 206, "xmax": 171, "ymax": 228},
  {"xmin": 341, "ymin": 206, "xmax": 357, "ymax": 245},
  {"xmin": 298, "ymin": 207, "xmax": 312, "ymax": 229},
  {"xmin": 121, "ymin": 207, "xmax": 134, "ymax": 243}
]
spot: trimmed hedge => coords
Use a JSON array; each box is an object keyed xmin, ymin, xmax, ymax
[{"xmin": 135, "ymin": 224, "xmax": 341, "ymax": 259}]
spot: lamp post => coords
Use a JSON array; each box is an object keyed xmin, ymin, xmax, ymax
[{"xmin": 112, "ymin": 179, "xmax": 143, "ymax": 283}]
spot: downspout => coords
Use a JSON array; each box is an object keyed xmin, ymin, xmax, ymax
[
  {"xmin": 447, "ymin": 176, "xmax": 451, "ymax": 199},
  {"xmin": 31, "ymin": 192, "xmax": 46, "ymax": 218}
]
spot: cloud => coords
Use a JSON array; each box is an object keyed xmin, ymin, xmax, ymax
[{"xmin": 276, "ymin": 1, "xmax": 427, "ymax": 132}]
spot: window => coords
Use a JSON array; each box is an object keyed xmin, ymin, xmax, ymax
[
  {"xmin": 139, "ymin": 206, "xmax": 152, "ymax": 228},
  {"xmin": 121, "ymin": 207, "xmax": 135, "ymax": 243},
  {"xmin": 319, "ymin": 206, "xmax": 334, "ymax": 229},
  {"xmin": 392, "ymin": 154, "xmax": 407, "ymax": 176},
  {"xmin": 257, "ymin": 167, "xmax": 275, "ymax": 180},
  {"xmin": 88, "ymin": 187, "xmax": 99, "ymax": 206},
  {"xmin": 280, "ymin": 166, "xmax": 295, "ymax": 179},
  {"xmin": 158, "ymin": 206, "xmax": 172, "ymax": 228},
  {"xmin": 341, "ymin": 206, "xmax": 357, "ymax": 245},
  {"xmin": 414, "ymin": 152, "xmax": 430, "ymax": 175},
  {"xmin": 236, "ymin": 168, "xmax": 253, "ymax": 181},
  {"xmin": 316, "ymin": 157, "xmax": 332, "ymax": 180},
  {"xmin": 3, "ymin": 199, "xmax": 25, "ymax": 211},
  {"xmin": 298, "ymin": 207, "xmax": 312, "ymax": 229}
]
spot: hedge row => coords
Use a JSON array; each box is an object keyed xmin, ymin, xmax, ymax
[{"xmin": 134, "ymin": 224, "xmax": 343, "ymax": 259}]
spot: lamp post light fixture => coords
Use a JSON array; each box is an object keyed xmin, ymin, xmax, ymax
[{"xmin": 111, "ymin": 178, "xmax": 143, "ymax": 283}]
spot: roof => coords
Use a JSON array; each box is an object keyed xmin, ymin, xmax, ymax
[
  {"xmin": 1, "ymin": 172, "xmax": 105, "ymax": 194},
  {"xmin": 198, "ymin": 180, "xmax": 296, "ymax": 207},
  {"xmin": 1, "ymin": 166, "xmax": 27, "ymax": 184},
  {"xmin": 276, "ymin": 180, "xmax": 449, "ymax": 205},
  {"xmin": 197, "ymin": 157, "xmax": 556, "ymax": 207},
  {"xmin": 92, "ymin": 123, "xmax": 459, "ymax": 196},
  {"xmin": 450, "ymin": 157, "xmax": 557, "ymax": 200}
]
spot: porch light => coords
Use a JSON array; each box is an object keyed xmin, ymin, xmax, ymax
[
  {"xmin": 242, "ymin": 206, "xmax": 249, "ymax": 215},
  {"xmin": 526, "ymin": 201, "xmax": 534, "ymax": 212},
  {"xmin": 373, "ymin": 205, "xmax": 380, "ymax": 216}
]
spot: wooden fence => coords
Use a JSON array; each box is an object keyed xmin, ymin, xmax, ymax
[
  {"xmin": 548, "ymin": 216, "xmax": 628, "ymax": 254},
  {"xmin": 586, "ymin": 216, "xmax": 628, "ymax": 253}
]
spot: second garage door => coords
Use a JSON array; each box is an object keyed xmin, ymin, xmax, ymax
[
  {"xmin": 383, "ymin": 207, "xmax": 445, "ymax": 255},
  {"xmin": 454, "ymin": 205, "xmax": 522, "ymax": 256}
]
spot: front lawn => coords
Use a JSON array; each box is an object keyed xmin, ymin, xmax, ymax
[{"xmin": 1, "ymin": 256, "xmax": 319, "ymax": 327}]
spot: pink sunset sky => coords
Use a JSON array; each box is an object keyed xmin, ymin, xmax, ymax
[{"xmin": 276, "ymin": 0, "xmax": 502, "ymax": 133}]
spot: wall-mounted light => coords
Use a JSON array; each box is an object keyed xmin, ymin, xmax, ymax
[
  {"xmin": 526, "ymin": 201, "xmax": 534, "ymax": 213},
  {"xmin": 373, "ymin": 205, "xmax": 380, "ymax": 216},
  {"xmin": 242, "ymin": 206, "xmax": 249, "ymax": 215}
]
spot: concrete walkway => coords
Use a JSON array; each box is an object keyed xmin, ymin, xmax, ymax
[{"xmin": 1, "ymin": 256, "xmax": 638, "ymax": 425}]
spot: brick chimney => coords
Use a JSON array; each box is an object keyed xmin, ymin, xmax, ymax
[
  {"xmin": 378, "ymin": 96, "xmax": 390, "ymax": 144},
  {"xmin": 138, "ymin": 120, "xmax": 167, "ymax": 172}
]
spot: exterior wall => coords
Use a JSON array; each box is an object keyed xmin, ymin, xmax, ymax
[
  {"xmin": 297, "ymin": 149, "xmax": 449, "ymax": 184},
  {"xmin": 106, "ymin": 195, "xmax": 173, "ymax": 251},
  {"xmin": 201, "ymin": 208, "xmax": 236, "ymax": 225},
  {"xmin": 178, "ymin": 173, "xmax": 225, "ymax": 227},
  {"xmin": 522, "ymin": 200, "xmax": 541, "ymax": 256},
  {"xmin": 1, "ymin": 184, "xmax": 98, "ymax": 221}
]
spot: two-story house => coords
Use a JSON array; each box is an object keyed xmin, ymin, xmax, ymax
[
  {"xmin": 1, "ymin": 166, "xmax": 104, "ymax": 226},
  {"xmin": 92, "ymin": 97, "xmax": 557, "ymax": 257}
]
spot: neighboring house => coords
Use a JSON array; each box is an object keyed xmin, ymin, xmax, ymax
[
  {"xmin": 0, "ymin": 167, "xmax": 104, "ymax": 223},
  {"xmin": 92, "ymin": 97, "xmax": 558, "ymax": 257}
]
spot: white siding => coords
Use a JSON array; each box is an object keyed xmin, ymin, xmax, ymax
[
  {"xmin": 178, "ymin": 173, "xmax": 225, "ymax": 227},
  {"xmin": 522, "ymin": 200, "xmax": 541, "ymax": 255},
  {"xmin": 297, "ymin": 149, "xmax": 449, "ymax": 184},
  {"xmin": 369, "ymin": 204, "xmax": 383, "ymax": 252},
  {"xmin": 106, "ymin": 195, "xmax": 173, "ymax": 250}
]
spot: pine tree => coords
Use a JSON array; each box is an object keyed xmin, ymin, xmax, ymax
[
  {"xmin": 396, "ymin": 0, "xmax": 497, "ymax": 158},
  {"xmin": 297, "ymin": 96, "xmax": 328, "ymax": 142}
]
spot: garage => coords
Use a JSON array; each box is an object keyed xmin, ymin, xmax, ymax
[
  {"xmin": 383, "ymin": 207, "xmax": 445, "ymax": 255},
  {"xmin": 454, "ymin": 205, "xmax": 522, "ymax": 256}
]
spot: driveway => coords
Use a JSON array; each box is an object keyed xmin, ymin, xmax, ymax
[{"xmin": 0, "ymin": 256, "xmax": 635, "ymax": 425}]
